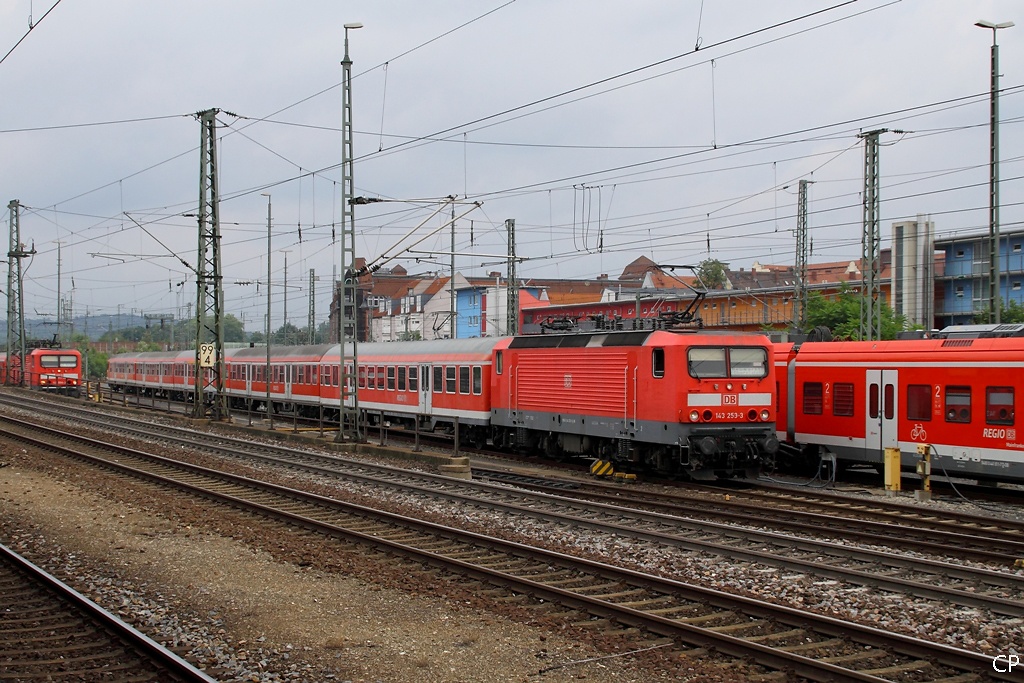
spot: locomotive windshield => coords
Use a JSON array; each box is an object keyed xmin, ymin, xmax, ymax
[
  {"xmin": 687, "ymin": 346, "xmax": 768, "ymax": 379},
  {"xmin": 39, "ymin": 354, "xmax": 79, "ymax": 368}
]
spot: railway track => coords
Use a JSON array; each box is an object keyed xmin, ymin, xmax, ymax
[
  {"xmin": 472, "ymin": 468, "xmax": 1024, "ymax": 564},
  {"xmin": 0, "ymin": 412, "xmax": 1010, "ymax": 682},
  {"xmin": 0, "ymin": 541, "xmax": 216, "ymax": 682},
  {"xmin": 4, "ymin": 392, "xmax": 1024, "ymax": 621}
]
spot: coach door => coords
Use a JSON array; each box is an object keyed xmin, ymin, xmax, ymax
[
  {"xmin": 420, "ymin": 364, "xmax": 432, "ymax": 414},
  {"xmin": 865, "ymin": 369, "xmax": 899, "ymax": 454}
]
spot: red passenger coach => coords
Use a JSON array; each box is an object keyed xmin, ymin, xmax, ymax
[
  {"xmin": 775, "ymin": 326, "xmax": 1024, "ymax": 483},
  {"xmin": 344, "ymin": 338, "xmax": 505, "ymax": 447},
  {"xmin": 223, "ymin": 344, "xmax": 333, "ymax": 416},
  {"xmin": 491, "ymin": 330, "xmax": 778, "ymax": 477}
]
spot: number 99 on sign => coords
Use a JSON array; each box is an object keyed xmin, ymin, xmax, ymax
[{"xmin": 199, "ymin": 343, "xmax": 216, "ymax": 368}]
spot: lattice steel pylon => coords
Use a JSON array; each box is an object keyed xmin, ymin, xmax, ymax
[
  {"xmin": 6, "ymin": 200, "xmax": 34, "ymax": 385},
  {"xmin": 337, "ymin": 25, "xmax": 361, "ymax": 442},
  {"xmin": 793, "ymin": 180, "xmax": 811, "ymax": 331},
  {"xmin": 506, "ymin": 218, "xmax": 518, "ymax": 335},
  {"xmin": 308, "ymin": 268, "xmax": 317, "ymax": 345},
  {"xmin": 859, "ymin": 130, "xmax": 884, "ymax": 341},
  {"xmin": 193, "ymin": 109, "xmax": 229, "ymax": 420}
]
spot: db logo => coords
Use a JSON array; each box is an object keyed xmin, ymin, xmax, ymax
[
  {"xmin": 993, "ymin": 654, "xmax": 1020, "ymax": 672},
  {"xmin": 563, "ymin": 374, "xmax": 572, "ymax": 388}
]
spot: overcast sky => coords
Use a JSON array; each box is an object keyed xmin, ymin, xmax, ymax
[{"xmin": 0, "ymin": 0, "xmax": 1021, "ymax": 334}]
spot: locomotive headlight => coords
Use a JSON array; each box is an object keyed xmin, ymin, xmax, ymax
[
  {"xmin": 760, "ymin": 409, "xmax": 770, "ymax": 421},
  {"xmin": 726, "ymin": 383, "xmax": 733, "ymax": 391},
  {"xmin": 689, "ymin": 410, "xmax": 700, "ymax": 422}
]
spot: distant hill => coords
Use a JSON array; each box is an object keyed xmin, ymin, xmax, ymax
[{"xmin": 0, "ymin": 314, "xmax": 148, "ymax": 344}]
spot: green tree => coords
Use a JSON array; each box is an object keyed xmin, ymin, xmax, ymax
[
  {"xmin": 696, "ymin": 259, "xmax": 728, "ymax": 290},
  {"xmin": 1004, "ymin": 300, "xmax": 1024, "ymax": 323},
  {"xmin": 973, "ymin": 300, "xmax": 1024, "ymax": 324},
  {"xmin": 805, "ymin": 283, "xmax": 907, "ymax": 340},
  {"xmin": 221, "ymin": 314, "xmax": 245, "ymax": 342}
]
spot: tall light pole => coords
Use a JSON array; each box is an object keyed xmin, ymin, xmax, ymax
[
  {"xmin": 976, "ymin": 19, "xmax": 1014, "ymax": 324},
  {"xmin": 262, "ymin": 192, "xmax": 273, "ymax": 429},
  {"xmin": 338, "ymin": 21, "xmax": 363, "ymax": 443}
]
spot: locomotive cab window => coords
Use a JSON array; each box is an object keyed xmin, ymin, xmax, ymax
[
  {"xmin": 687, "ymin": 347, "xmax": 768, "ymax": 379},
  {"xmin": 944, "ymin": 386, "xmax": 971, "ymax": 423},
  {"xmin": 687, "ymin": 348, "xmax": 727, "ymax": 378},
  {"xmin": 495, "ymin": 351, "xmax": 503, "ymax": 375},
  {"xmin": 729, "ymin": 348, "xmax": 768, "ymax": 378},
  {"xmin": 473, "ymin": 366, "xmax": 482, "ymax": 395},
  {"xmin": 652, "ymin": 348, "xmax": 665, "ymax": 378},
  {"xmin": 986, "ymin": 387, "xmax": 1014, "ymax": 425}
]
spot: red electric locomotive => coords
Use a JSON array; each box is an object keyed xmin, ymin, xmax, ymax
[
  {"xmin": 490, "ymin": 329, "xmax": 778, "ymax": 478},
  {"xmin": 0, "ymin": 346, "xmax": 82, "ymax": 396},
  {"xmin": 775, "ymin": 325, "xmax": 1024, "ymax": 484}
]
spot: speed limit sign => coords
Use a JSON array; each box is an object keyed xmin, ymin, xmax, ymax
[{"xmin": 198, "ymin": 343, "xmax": 216, "ymax": 368}]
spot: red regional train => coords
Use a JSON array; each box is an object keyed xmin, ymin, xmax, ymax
[
  {"xmin": 107, "ymin": 329, "xmax": 780, "ymax": 478},
  {"xmin": 774, "ymin": 324, "xmax": 1024, "ymax": 484},
  {"xmin": 0, "ymin": 346, "xmax": 82, "ymax": 396}
]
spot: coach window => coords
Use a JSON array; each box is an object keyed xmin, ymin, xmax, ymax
[
  {"xmin": 446, "ymin": 366, "xmax": 457, "ymax": 394},
  {"xmin": 358, "ymin": 366, "xmax": 367, "ymax": 388},
  {"xmin": 907, "ymin": 384, "xmax": 932, "ymax": 421},
  {"xmin": 459, "ymin": 366, "xmax": 471, "ymax": 394},
  {"xmin": 387, "ymin": 366, "xmax": 396, "ymax": 391},
  {"xmin": 986, "ymin": 387, "xmax": 1014, "ymax": 425},
  {"xmin": 944, "ymin": 386, "xmax": 971, "ymax": 423},
  {"xmin": 433, "ymin": 366, "xmax": 443, "ymax": 394},
  {"xmin": 367, "ymin": 366, "xmax": 376, "ymax": 390},
  {"xmin": 652, "ymin": 348, "xmax": 665, "ymax": 378},
  {"xmin": 377, "ymin": 365, "xmax": 386, "ymax": 390},
  {"xmin": 833, "ymin": 382, "xmax": 855, "ymax": 417},
  {"xmin": 802, "ymin": 382, "xmax": 823, "ymax": 415},
  {"xmin": 408, "ymin": 366, "xmax": 418, "ymax": 391},
  {"xmin": 398, "ymin": 366, "xmax": 407, "ymax": 391},
  {"xmin": 473, "ymin": 366, "xmax": 482, "ymax": 394}
]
